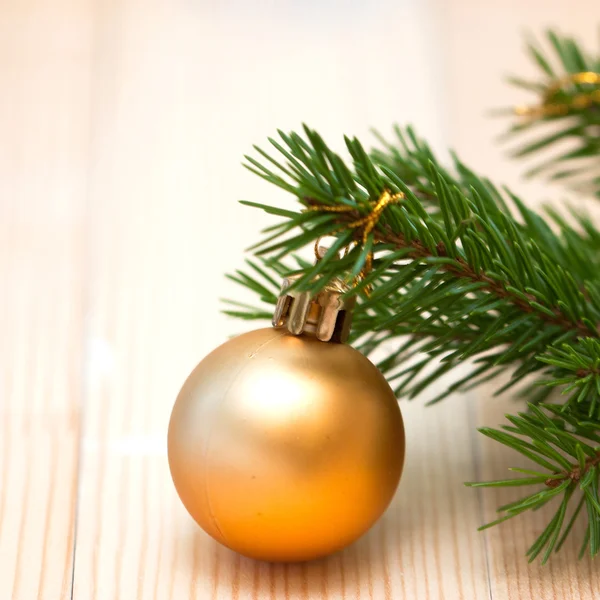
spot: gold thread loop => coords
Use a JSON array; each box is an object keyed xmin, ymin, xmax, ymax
[
  {"xmin": 308, "ymin": 189, "xmax": 403, "ymax": 293},
  {"xmin": 514, "ymin": 71, "xmax": 600, "ymax": 118}
]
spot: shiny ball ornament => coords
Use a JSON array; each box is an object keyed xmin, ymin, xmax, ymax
[{"xmin": 168, "ymin": 327, "xmax": 405, "ymax": 562}]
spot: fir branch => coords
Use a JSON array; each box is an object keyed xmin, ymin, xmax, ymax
[
  {"xmin": 504, "ymin": 30, "xmax": 600, "ymax": 197},
  {"xmin": 227, "ymin": 123, "xmax": 600, "ymax": 559},
  {"xmin": 302, "ymin": 202, "xmax": 597, "ymax": 337},
  {"xmin": 467, "ymin": 403, "xmax": 600, "ymax": 562}
]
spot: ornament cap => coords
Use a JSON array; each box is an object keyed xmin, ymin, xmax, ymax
[{"xmin": 272, "ymin": 275, "xmax": 356, "ymax": 343}]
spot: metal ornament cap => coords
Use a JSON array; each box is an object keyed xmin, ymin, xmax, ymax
[{"xmin": 272, "ymin": 274, "xmax": 356, "ymax": 343}]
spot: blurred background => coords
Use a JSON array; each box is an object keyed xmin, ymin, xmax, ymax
[{"xmin": 1, "ymin": 1, "xmax": 599, "ymax": 599}]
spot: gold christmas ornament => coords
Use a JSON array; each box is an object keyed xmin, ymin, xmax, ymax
[{"xmin": 168, "ymin": 274, "xmax": 405, "ymax": 562}]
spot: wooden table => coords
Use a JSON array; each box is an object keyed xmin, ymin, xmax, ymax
[{"xmin": 1, "ymin": 1, "xmax": 598, "ymax": 598}]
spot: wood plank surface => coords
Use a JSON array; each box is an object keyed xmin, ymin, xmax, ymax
[
  {"xmin": 1, "ymin": 1, "xmax": 598, "ymax": 598},
  {"xmin": 0, "ymin": 2, "xmax": 92, "ymax": 598}
]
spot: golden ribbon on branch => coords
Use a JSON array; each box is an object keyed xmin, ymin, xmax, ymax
[
  {"xmin": 308, "ymin": 189, "xmax": 404, "ymax": 293},
  {"xmin": 515, "ymin": 71, "xmax": 600, "ymax": 118}
]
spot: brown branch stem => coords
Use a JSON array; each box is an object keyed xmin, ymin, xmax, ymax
[
  {"xmin": 309, "ymin": 202, "xmax": 598, "ymax": 338},
  {"xmin": 545, "ymin": 451, "xmax": 600, "ymax": 488}
]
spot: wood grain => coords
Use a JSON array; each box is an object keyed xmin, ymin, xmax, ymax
[{"xmin": 1, "ymin": 0, "xmax": 599, "ymax": 598}]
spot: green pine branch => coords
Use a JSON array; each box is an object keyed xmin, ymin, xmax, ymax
[
  {"xmin": 539, "ymin": 338, "xmax": 600, "ymax": 419},
  {"xmin": 226, "ymin": 122, "xmax": 600, "ymax": 561},
  {"xmin": 504, "ymin": 30, "xmax": 600, "ymax": 197},
  {"xmin": 467, "ymin": 403, "xmax": 600, "ymax": 563}
]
